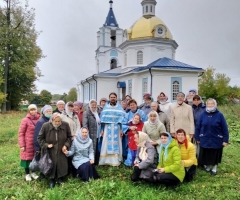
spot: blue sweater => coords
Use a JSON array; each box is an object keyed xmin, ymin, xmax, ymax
[
  {"xmin": 34, "ymin": 116, "xmax": 49, "ymax": 151},
  {"xmin": 67, "ymin": 135, "xmax": 94, "ymax": 169},
  {"xmin": 195, "ymin": 109, "xmax": 229, "ymax": 149}
]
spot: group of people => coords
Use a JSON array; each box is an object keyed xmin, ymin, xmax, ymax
[{"xmin": 18, "ymin": 89, "xmax": 229, "ymax": 189}]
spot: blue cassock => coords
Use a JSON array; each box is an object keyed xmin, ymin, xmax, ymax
[
  {"xmin": 98, "ymin": 102, "xmax": 125, "ymax": 154},
  {"xmin": 122, "ymin": 109, "xmax": 147, "ymax": 157}
]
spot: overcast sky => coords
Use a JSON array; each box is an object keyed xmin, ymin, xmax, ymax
[{"xmin": 27, "ymin": 0, "xmax": 240, "ymax": 95}]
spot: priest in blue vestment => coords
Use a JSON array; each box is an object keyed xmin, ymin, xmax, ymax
[{"xmin": 98, "ymin": 93, "xmax": 125, "ymax": 166}]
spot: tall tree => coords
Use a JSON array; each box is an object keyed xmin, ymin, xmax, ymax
[
  {"xmin": 0, "ymin": 0, "xmax": 43, "ymax": 112},
  {"xmin": 198, "ymin": 67, "xmax": 231, "ymax": 104},
  {"xmin": 66, "ymin": 88, "xmax": 77, "ymax": 102},
  {"xmin": 39, "ymin": 90, "xmax": 52, "ymax": 105}
]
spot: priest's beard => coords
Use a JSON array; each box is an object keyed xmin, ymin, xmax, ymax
[{"xmin": 110, "ymin": 101, "xmax": 117, "ymax": 106}]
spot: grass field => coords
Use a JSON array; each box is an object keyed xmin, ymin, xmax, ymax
[{"xmin": 0, "ymin": 105, "xmax": 240, "ymax": 200}]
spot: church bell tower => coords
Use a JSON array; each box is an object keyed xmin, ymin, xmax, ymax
[{"xmin": 95, "ymin": 1, "xmax": 123, "ymax": 73}]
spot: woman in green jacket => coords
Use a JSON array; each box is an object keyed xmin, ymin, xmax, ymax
[{"xmin": 153, "ymin": 132, "xmax": 185, "ymax": 186}]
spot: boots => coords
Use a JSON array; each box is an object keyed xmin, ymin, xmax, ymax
[{"xmin": 49, "ymin": 179, "xmax": 55, "ymax": 189}]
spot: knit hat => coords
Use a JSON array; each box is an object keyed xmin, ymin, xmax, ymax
[
  {"xmin": 28, "ymin": 104, "xmax": 37, "ymax": 110},
  {"xmin": 73, "ymin": 101, "xmax": 83, "ymax": 109},
  {"xmin": 41, "ymin": 105, "xmax": 52, "ymax": 114},
  {"xmin": 56, "ymin": 100, "xmax": 65, "ymax": 105}
]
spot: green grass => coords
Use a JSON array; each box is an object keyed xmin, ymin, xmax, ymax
[{"xmin": 0, "ymin": 105, "xmax": 240, "ymax": 200}]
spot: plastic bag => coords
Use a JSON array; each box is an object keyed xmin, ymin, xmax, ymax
[
  {"xmin": 29, "ymin": 153, "xmax": 40, "ymax": 172},
  {"xmin": 39, "ymin": 151, "xmax": 53, "ymax": 176}
]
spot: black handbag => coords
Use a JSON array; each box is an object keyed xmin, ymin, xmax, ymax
[{"xmin": 39, "ymin": 150, "xmax": 53, "ymax": 176}]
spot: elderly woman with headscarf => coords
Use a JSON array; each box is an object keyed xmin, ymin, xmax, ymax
[
  {"xmin": 64, "ymin": 127, "xmax": 100, "ymax": 182},
  {"xmin": 175, "ymin": 129, "xmax": 197, "ymax": 182},
  {"xmin": 150, "ymin": 102, "xmax": 170, "ymax": 132},
  {"xmin": 152, "ymin": 132, "xmax": 185, "ymax": 187},
  {"xmin": 82, "ymin": 99, "xmax": 101, "ymax": 164},
  {"xmin": 143, "ymin": 111, "xmax": 166, "ymax": 151},
  {"xmin": 131, "ymin": 132, "xmax": 156, "ymax": 182},
  {"xmin": 33, "ymin": 105, "xmax": 52, "ymax": 180},
  {"xmin": 170, "ymin": 92, "xmax": 194, "ymax": 139},
  {"xmin": 37, "ymin": 113, "xmax": 72, "ymax": 188},
  {"xmin": 195, "ymin": 98, "xmax": 229, "ymax": 175},
  {"xmin": 73, "ymin": 101, "xmax": 84, "ymax": 127},
  {"xmin": 61, "ymin": 102, "xmax": 81, "ymax": 139},
  {"xmin": 157, "ymin": 92, "xmax": 172, "ymax": 120}
]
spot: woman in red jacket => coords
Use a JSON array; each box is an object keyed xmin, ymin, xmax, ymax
[
  {"xmin": 124, "ymin": 113, "xmax": 144, "ymax": 166},
  {"xmin": 18, "ymin": 104, "xmax": 40, "ymax": 181}
]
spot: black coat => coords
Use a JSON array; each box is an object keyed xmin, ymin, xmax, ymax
[{"xmin": 38, "ymin": 121, "xmax": 71, "ymax": 179}]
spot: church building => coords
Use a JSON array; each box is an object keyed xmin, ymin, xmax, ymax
[{"xmin": 79, "ymin": 0, "xmax": 204, "ymax": 104}]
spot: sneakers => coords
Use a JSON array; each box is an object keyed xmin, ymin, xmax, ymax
[
  {"xmin": 30, "ymin": 172, "xmax": 39, "ymax": 180},
  {"xmin": 25, "ymin": 174, "xmax": 32, "ymax": 181}
]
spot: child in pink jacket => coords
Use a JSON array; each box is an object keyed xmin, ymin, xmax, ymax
[{"xmin": 18, "ymin": 104, "xmax": 40, "ymax": 181}]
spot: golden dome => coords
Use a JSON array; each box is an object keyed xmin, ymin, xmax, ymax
[{"xmin": 129, "ymin": 16, "xmax": 173, "ymax": 40}]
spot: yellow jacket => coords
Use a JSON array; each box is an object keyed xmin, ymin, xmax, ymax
[{"xmin": 178, "ymin": 141, "xmax": 198, "ymax": 167}]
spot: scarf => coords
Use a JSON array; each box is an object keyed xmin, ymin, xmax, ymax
[
  {"xmin": 158, "ymin": 132, "xmax": 173, "ymax": 162},
  {"xmin": 89, "ymin": 99, "xmax": 101, "ymax": 125},
  {"xmin": 65, "ymin": 102, "xmax": 73, "ymax": 118},
  {"xmin": 50, "ymin": 113, "xmax": 62, "ymax": 130},
  {"xmin": 147, "ymin": 111, "xmax": 160, "ymax": 126},
  {"xmin": 137, "ymin": 131, "xmax": 149, "ymax": 161},
  {"xmin": 175, "ymin": 134, "xmax": 188, "ymax": 149},
  {"xmin": 76, "ymin": 128, "xmax": 90, "ymax": 144},
  {"xmin": 206, "ymin": 98, "xmax": 217, "ymax": 113}
]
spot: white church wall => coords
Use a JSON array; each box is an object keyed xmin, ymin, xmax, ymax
[
  {"xmin": 97, "ymin": 78, "xmax": 118, "ymax": 102},
  {"xmin": 121, "ymin": 42, "xmax": 174, "ymax": 70},
  {"xmin": 116, "ymin": 29, "xmax": 123, "ymax": 47},
  {"xmin": 152, "ymin": 70, "xmax": 199, "ymax": 102},
  {"xmin": 105, "ymin": 28, "xmax": 111, "ymax": 47}
]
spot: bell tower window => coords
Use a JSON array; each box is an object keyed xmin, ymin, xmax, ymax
[
  {"xmin": 110, "ymin": 59, "xmax": 117, "ymax": 69},
  {"xmin": 110, "ymin": 30, "xmax": 116, "ymax": 47},
  {"xmin": 146, "ymin": 6, "xmax": 148, "ymax": 13}
]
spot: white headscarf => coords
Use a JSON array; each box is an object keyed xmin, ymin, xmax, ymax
[
  {"xmin": 206, "ymin": 98, "xmax": 217, "ymax": 113},
  {"xmin": 89, "ymin": 99, "xmax": 100, "ymax": 125},
  {"xmin": 137, "ymin": 131, "xmax": 149, "ymax": 161},
  {"xmin": 147, "ymin": 111, "xmax": 160, "ymax": 126},
  {"xmin": 65, "ymin": 102, "xmax": 73, "ymax": 117}
]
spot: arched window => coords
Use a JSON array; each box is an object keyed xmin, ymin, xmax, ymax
[
  {"xmin": 110, "ymin": 59, "xmax": 117, "ymax": 69},
  {"xmin": 150, "ymin": 6, "xmax": 153, "ymax": 12},
  {"xmin": 137, "ymin": 51, "xmax": 143, "ymax": 65},
  {"xmin": 124, "ymin": 53, "xmax": 127, "ymax": 66},
  {"xmin": 146, "ymin": 6, "xmax": 148, "ymax": 13},
  {"xmin": 172, "ymin": 81, "xmax": 180, "ymax": 100}
]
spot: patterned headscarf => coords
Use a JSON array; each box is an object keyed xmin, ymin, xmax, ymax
[
  {"xmin": 137, "ymin": 131, "xmax": 149, "ymax": 161},
  {"xmin": 158, "ymin": 132, "xmax": 173, "ymax": 162}
]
